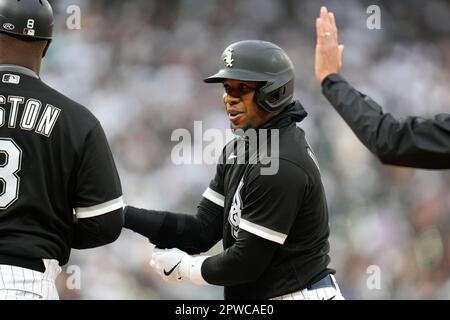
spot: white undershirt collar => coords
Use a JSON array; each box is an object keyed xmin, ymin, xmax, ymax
[{"xmin": 0, "ymin": 64, "xmax": 39, "ymax": 79}]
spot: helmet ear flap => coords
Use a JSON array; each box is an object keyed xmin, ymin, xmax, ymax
[{"xmin": 254, "ymin": 80, "xmax": 294, "ymax": 113}]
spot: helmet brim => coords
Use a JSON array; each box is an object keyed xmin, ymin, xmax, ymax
[{"xmin": 203, "ymin": 68, "xmax": 272, "ymax": 83}]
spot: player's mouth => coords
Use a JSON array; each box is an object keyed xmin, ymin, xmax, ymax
[{"xmin": 228, "ymin": 110, "xmax": 244, "ymax": 125}]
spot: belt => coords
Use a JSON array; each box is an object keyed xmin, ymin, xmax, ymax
[
  {"xmin": 0, "ymin": 254, "xmax": 45, "ymax": 273},
  {"xmin": 307, "ymin": 274, "xmax": 335, "ymax": 290}
]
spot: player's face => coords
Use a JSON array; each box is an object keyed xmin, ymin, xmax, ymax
[{"xmin": 222, "ymin": 79, "xmax": 274, "ymax": 130}]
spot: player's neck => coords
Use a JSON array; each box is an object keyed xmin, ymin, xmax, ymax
[{"xmin": 0, "ymin": 57, "xmax": 40, "ymax": 76}]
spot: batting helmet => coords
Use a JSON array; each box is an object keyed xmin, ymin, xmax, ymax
[
  {"xmin": 0, "ymin": 0, "xmax": 54, "ymax": 40},
  {"xmin": 204, "ymin": 40, "xmax": 295, "ymax": 113}
]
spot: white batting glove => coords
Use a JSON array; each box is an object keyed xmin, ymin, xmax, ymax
[
  {"xmin": 150, "ymin": 248, "xmax": 186, "ymax": 282},
  {"xmin": 150, "ymin": 248, "xmax": 209, "ymax": 285}
]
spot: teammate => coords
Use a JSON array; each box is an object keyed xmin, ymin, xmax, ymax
[
  {"xmin": 124, "ymin": 40, "xmax": 344, "ymax": 300},
  {"xmin": 315, "ymin": 6, "xmax": 450, "ymax": 169},
  {"xmin": 0, "ymin": 0, "xmax": 123, "ymax": 299}
]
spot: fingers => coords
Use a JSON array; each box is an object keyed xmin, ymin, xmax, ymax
[
  {"xmin": 315, "ymin": 6, "xmax": 344, "ymax": 83},
  {"xmin": 338, "ymin": 44, "xmax": 345, "ymax": 68},
  {"xmin": 320, "ymin": 6, "xmax": 329, "ymax": 25},
  {"xmin": 150, "ymin": 248, "xmax": 164, "ymax": 269},
  {"xmin": 317, "ymin": 6, "xmax": 338, "ymax": 45},
  {"xmin": 316, "ymin": 18, "xmax": 323, "ymax": 44},
  {"xmin": 338, "ymin": 45, "xmax": 345, "ymax": 57},
  {"xmin": 150, "ymin": 251, "xmax": 161, "ymax": 268},
  {"xmin": 320, "ymin": 6, "xmax": 331, "ymax": 32},
  {"xmin": 152, "ymin": 248, "xmax": 164, "ymax": 254},
  {"xmin": 328, "ymin": 12, "xmax": 338, "ymax": 43}
]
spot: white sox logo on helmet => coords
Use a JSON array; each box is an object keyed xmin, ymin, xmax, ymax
[{"xmin": 224, "ymin": 47, "xmax": 234, "ymax": 68}]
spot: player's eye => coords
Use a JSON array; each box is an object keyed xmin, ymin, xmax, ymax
[
  {"xmin": 224, "ymin": 82, "xmax": 257, "ymax": 98},
  {"xmin": 239, "ymin": 83, "xmax": 248, "ymax": 92},
  {"xmin": 224, "ymin": 84, "xmax": 240, "ymax": 97}
]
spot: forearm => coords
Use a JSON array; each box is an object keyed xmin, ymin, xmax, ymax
[
  {"xmin": 72, "ymin": 208, "xmax": 123, "ymax": 249},
  {"xmin": 201, "ymin": 230, "xmax": 278, "ymax": 286},
  {"xmin": 321, "ymin": 74, "xmax": 396, "ymax": 157},
  {"xmin": 124, "ymin": 198, "xmax": 223, "ymax": 254},
  {"xmin": 123, "ymin": 206, "xmax": 165, "ymax": 242},
  {"xmin": 322, "ymin": 74, "xmax": 450, "ymax": 168}
]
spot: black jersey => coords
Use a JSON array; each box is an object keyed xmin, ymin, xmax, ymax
[
  {"xmin": 202, "ymin": 101, "xmax": 334, "ymax": 299},
  {"xmin": 0, "ymin": 65, "xmax": 123, "ymax": 265}
]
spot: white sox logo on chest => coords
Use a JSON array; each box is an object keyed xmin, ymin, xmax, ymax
[{"xmin": 228, "ymin": 177, "xmax": 244, "ymax": 239}]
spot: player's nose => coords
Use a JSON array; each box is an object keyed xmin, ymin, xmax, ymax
[{"xmin": 223, "ymin": 93, "xmax": 240, "ymax": 106}]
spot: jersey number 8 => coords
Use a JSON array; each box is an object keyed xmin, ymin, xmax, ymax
[{"xmin": 0, "ymin": 138, "xmax": 22, "ymax": 210}]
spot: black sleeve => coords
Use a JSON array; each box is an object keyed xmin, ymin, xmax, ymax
[
  {"xmin": 124, "ymin": 160, "xmax": 226, "ymax": 254},
  {"xmin": 201, "ymin": 230, "xmax": 279, "ymax": 286},
  {"xmin": 73, "ymin": 122, "xmax": 123, "ymax": 217},
  {"xmin": 322, "ymin": 74, "xmax": 450, "ymax": 169},
  {"xmin": 72, "ymin": 208, "xmax": 124, "ymax": 249},
  {"xmin": 124, "ymin": 197, "xmax": 223, "ymax": 255}
]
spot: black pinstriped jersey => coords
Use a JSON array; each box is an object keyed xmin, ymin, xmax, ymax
[
  {"xmin": 0, "ymin": 66, "xmax": 123, "ymax": 265},
  {"xmin": 202, "ymin": 101, "xmax": 334, "ymax": 299}
]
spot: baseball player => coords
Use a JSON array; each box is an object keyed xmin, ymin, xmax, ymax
[
  {"xmin": 316, "ymin": 6, "xmax": 450, "ymax": 169},
  {"xmin": 124, "ymin": 40, "xmax": 344, "ymax": 300},
  {"xmin": 0, "ymin": 0, "xmax": 123, "ymax": 299}
]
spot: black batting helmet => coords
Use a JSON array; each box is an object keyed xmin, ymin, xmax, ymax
[
  {"xmin": 0, "ymin": 0, "xmax": 54, "ymax": 40},
  {"xmin": 204, "ymin": 40, "xmax": 295, "ymax": 113}
]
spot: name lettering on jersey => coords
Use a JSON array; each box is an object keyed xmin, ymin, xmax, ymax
[
  {"xmin": 0, "ymin": 95, "xmax": 61, "ymax": 137},
  {"xmin": 20, "ymin": 99, "xmax": 41, "ymax": 131},
  {"xmin": 228, "ymin": 178, "xmax": 244, "ymax": 239},
  {"xmin": 0, "ymin": 96, "xmax": 5, "ymax": 126},
  {"xmin": 35, "ymin": 104, "xmax": 61, "ymax": 137},
  {"xmin": 7, "ymin": 96, "xmax": 24, "ymax": 128}
]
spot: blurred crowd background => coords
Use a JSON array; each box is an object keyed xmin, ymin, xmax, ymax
[{"xmin": 43, "ymin": 0, "xmax": 450, "ymax": 299}]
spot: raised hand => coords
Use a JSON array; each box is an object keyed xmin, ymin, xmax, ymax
[{"xmin": 315, "ymin": 6, "xmax": 344, "ymax": 84}]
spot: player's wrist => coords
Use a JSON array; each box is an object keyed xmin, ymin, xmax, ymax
[
  {"xmin": 321, "ymin": 73, "xmax": 346, "ymax": 89},
  {"xmin": 320, "ymin": 72, "xmax": 337, "ymax": 86},
  {"xmin": 181, "ymin": 255, "xmax": 209, "ymax": 285}
]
